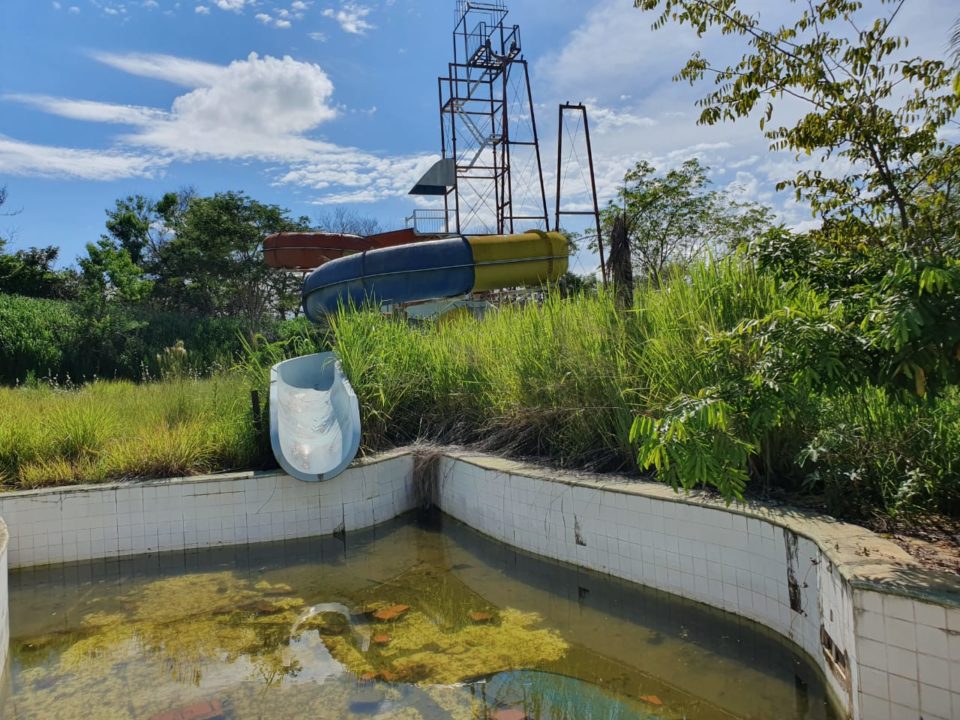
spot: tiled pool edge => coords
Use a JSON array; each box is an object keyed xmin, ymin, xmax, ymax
[
  {"xmin": 433, "ymin": 450, "xmax": 960, "ymax": 720},
  {"xmin": 0, "ymin": 518, "xmax": 7, "ymax": 684},
  {"xmin": 0, "ymin": 449, "xmax": 416, "ymax": 569},
  {"xmin": 1, "ymin": 447, "xmax": 958, "ymax": 720}
]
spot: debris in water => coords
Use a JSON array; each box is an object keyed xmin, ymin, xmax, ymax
[
  {"xmin": 640, "ymin": 694, "xmax": 664, "ymax": 706},
  {"xmin": 469, "ymin": 611, "xmax": 495, "ymax": 623},
  {"xmin": 492, "ymin": 710, "xmax": 528, "ymax": 720},
  {"xmin": 373, "ymin": 604, "xmax": 410, "ymax": 621},
  {"xmin": 148, "ymin": 699, "xmax": 225, "ymax": 720}
]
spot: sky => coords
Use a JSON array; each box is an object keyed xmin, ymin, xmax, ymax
[{"xmin": 0, "ymin": 0, "xmax": 956, "ymax": 277}]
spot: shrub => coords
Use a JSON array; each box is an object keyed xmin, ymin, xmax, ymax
[{"xmin": 0, "ymin": 294, "xmax": 272, "ymax": 384}]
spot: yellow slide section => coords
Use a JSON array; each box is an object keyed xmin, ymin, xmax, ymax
[{"xmin": 467, "ymin": 230, "xmax": 569, "ymax": 292}]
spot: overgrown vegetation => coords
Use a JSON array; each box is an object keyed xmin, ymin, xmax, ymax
[
  {"xmin": 313, "ymin": 263, "xmax": 959, "ymax": 521},
  {"xmin": 1, "ymin": 2, "xmax": 957, "ymax": 535},
  {"xmin": 0, "ymin": 374, "xmax": 266, "ymax": 489},
  {"xmin": 0, "ymin": 294, "xmax": 253, "ymax": 384},
  {"xmin": 634, "ymin": 0, "xmax": 960, "ymax": 397}
]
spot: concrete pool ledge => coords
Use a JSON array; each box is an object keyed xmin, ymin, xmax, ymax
[
  {"xmin": 445, "ymin": 450, "xmax": 960, "ymax": 603},
  {"xmin": 0, "ymin": 446, "xmax": 958, "ymax": 720},
  {"xmin": 434, "ymin": 449, "xmax": 960, "ymax": 720},
  {"xmin": 0, "ymin": 517, "xmax": 7, "ymax": 684}
]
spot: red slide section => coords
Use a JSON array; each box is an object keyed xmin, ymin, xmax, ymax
[{"xmin": 264, "ymin": 228, "xmax": 441, "ymax": 270}]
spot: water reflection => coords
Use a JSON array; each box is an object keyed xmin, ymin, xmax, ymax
[{"xmin": 2, "ymin": 511, "xmax": 837, "ymax": 719}]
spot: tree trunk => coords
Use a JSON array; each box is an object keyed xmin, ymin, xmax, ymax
[{"xmin": 609, "ymin": 213, "xmax": 634, "ymax": 309}]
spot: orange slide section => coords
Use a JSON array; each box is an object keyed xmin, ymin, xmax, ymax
[{"xmin": 264, "ymin": 229, "xmax": 441, "ymax": 270}]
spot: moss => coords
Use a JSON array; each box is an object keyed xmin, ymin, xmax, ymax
[
  {"xmin": 316, "ymin": 565, "xmax": 568, "ymax": 685},
  {"xmin": 9, "ymin": 562, "xmax": 570, "ymax": 719}
]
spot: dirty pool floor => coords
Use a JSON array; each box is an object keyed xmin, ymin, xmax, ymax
[{"xmin": 1, "ymin": 512, "xmax": 838, "ymax": 720}]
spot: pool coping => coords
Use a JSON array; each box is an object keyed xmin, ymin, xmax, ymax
[
  {"xmin": 441, "ymin": 449, "xmax": 960, "ymax": 609},
  {"xmin": 0, "ymin": 516, "xmax": 7, "ymax": 688}
]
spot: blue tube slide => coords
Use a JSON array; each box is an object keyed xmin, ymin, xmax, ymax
[{"xmin": 302, "ymin": 237, "xmax": 475, "ymax": 322}]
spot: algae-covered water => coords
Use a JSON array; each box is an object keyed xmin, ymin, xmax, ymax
[{"xmin": 1, "ymin": 512, "xmax": 838, "ymax": 720}]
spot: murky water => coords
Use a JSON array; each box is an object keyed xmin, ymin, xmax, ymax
[{"xmin": 1, "ymin": 512, "xmax": 838, "ymax": 719}]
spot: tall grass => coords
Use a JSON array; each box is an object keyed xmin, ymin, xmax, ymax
[
  {"xmin": 799, "ymin": 387, "xmax": 960, "ymax": 518},
  {"xmin": 0, "ymin": 375, "xmax": 265, "ymax": 490},
  {"xmin": 5, "ymin": 259, "xmax": 956, "ymax": 521},
  {"xmin": 326, "ymin": 260, "xmax": 959, "ymax": 519},
  {"xmin": 330, "ymin": 262, "xmax": 805, "ymax": 470}
]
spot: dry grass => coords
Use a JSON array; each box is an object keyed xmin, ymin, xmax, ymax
[{"xmin": 0, "ymin": 375, "xmax": 261, "ymax": 490}]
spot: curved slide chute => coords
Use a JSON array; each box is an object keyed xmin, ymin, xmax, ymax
[
  {"xmin": 270, "ymin": 230, "xmax": 568, "ymax": 482},
  {"xmin": 264, "ymin": 228, "xmax": 443, "ymax": 270},
  {"xmin": 302, "ymin": 230, "xmax": 568, "ymax": 321},
  {"xmin": 270, "ymin": 352, "xmax": 361, "ymax": 482}
]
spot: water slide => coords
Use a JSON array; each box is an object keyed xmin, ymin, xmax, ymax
[
  {"xmin": 270, "ymin": 230, "xmax": 568, "ymax": 482},
  {"xmin": 270, "ymin": 352, "xmax": 362, "ymax": 482},
  {"xmin": 264, "ymin": 228, "xmax": 443, "ymax": 270},
  {"xmin": 302, "ymin": 230, "xmax": 568, "ymax": 320}
]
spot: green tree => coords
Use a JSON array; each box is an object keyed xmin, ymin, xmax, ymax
[
  {"xmin": 601, "ymin": 158, "xmax": 774, "ymax": 286},
  {"xmin": 103, "ymin": 195, "xmax": 157, "ymax": 266},
  {"xmin": 637, "ymin": 0, "xmax": 960, "ymax": 394},
  {"xmin": 0, "ymin": 244, "xmax": 67, "ymax": 298},
  {"xmin": 635, "ymin": 0, "xmax": 960, "ymax": 245},
  {"xmin": 78, "ymin": 238, "xmax": 153, "ymax": 306},
  {"xmin": 152, "ymin": 191, "xmax": 311, "ymax": 327},
  {"xmin": 0, "ymin": 188, "xmax": 78, "ymax": 300}
]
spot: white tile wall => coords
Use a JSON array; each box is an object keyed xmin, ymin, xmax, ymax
[
  {"xmin": 434, "ymin": 453, "xmax": 960, "ymax": 720},
  {"xmin": 2, "ymin": 447, "xmax": 957, "ymax": 720},
  {"xmin": 0, "ymin": 454, "xmax": 416, "ymax": 570},
  {"xmin": 0, "ymin": 518, "xmax": 8, "ymax": 679},
  {"xmin": 853, "ymin": 590, "xmax": 960, "ymax": 720}
]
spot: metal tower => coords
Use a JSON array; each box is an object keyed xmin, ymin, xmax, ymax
[
  {"xmin": 414, "ymin": 1, "xmax": 549, "ymax": 236},
  {"xmin": 556, "ymin": 103, "xmax": 606, "ymax": 283}
]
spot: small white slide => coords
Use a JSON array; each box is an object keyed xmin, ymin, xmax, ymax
[{"xmin": 269, "ymin": 352, "xmax": 362, "ymax": 482}]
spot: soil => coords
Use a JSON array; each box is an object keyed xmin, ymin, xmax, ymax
[
  {"xmin": 867, "ymin": 515, "xmax": 960, "ymax": 576},
  {"xmin": 738, "ymin": 483, "xmax": 960, "ymax": 576}
]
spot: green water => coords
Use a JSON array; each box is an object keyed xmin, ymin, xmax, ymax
[{"xmin": 1, "ymin": 512, "xmax": 838, "ymax": 720}]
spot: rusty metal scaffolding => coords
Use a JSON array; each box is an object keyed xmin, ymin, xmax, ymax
[
  {"xmin": 555, "ymin": 102, "xmax": 606, "ymax": 283},
  {"xmin": 438, "ymin": 1, "xmax": 549, "ymax": 235}
]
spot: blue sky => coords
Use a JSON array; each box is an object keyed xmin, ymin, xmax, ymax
[{"xmin": 0, "ymin": 0, "xmax": 956, "ymax": 276}]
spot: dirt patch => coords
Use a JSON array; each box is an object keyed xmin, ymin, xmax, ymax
[
  {"xmin": 867, "ymin": 516, "xmax": 960, "ymax": 575},
  {"xmin": 744, "ymin": 485, "xmax": 960, "ymax": 576}
]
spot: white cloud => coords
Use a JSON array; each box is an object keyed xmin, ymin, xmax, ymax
[
  {"xmin": 195, "ymin": 6, "xmax": 210, "ymax": 14},
  {"xmin": 68, "ymin": 6, "xmax": 80, "ymax": 13},
  {"xmin": 322, "ymin": 2, "xmax": 373, "ymax": 35},
  {"xmin": 214, "ymin": 0, "xmax": 247, "ymax": 11},
  {"xmin": 281, "ymin": 153, "xmax": 439, "ymax": 205},
  {"xmin": 309, "ymin": 31, "xmax": 327, "ymax": 42},
  {"xmin": 12, "ymin": 53, "xmax": 338, "ymax": 161},
  {"xmin": 587, "ymin": 103, "xmax": 657, "ymax": 133},
  {"xmin": 0, "ymin": 135, "xmax": 165, "ymax": 181},
  {"xmin": 91, "ymin": 52, "xmax": 224, "ymax": 87},
  {"xmin": 5, "ymin": 94, "xmax": 168, "ymax": 125},
  {"xmin": 4, "ymin": 51, "xmax": 433, "ymax": 204},
  {"xmin": 52, "ymin": 1, "xmax": 62, "ymax": 9},
  {"xmin": 256, "ymin": 12, "xmax": 293, "ymax": 29}
]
